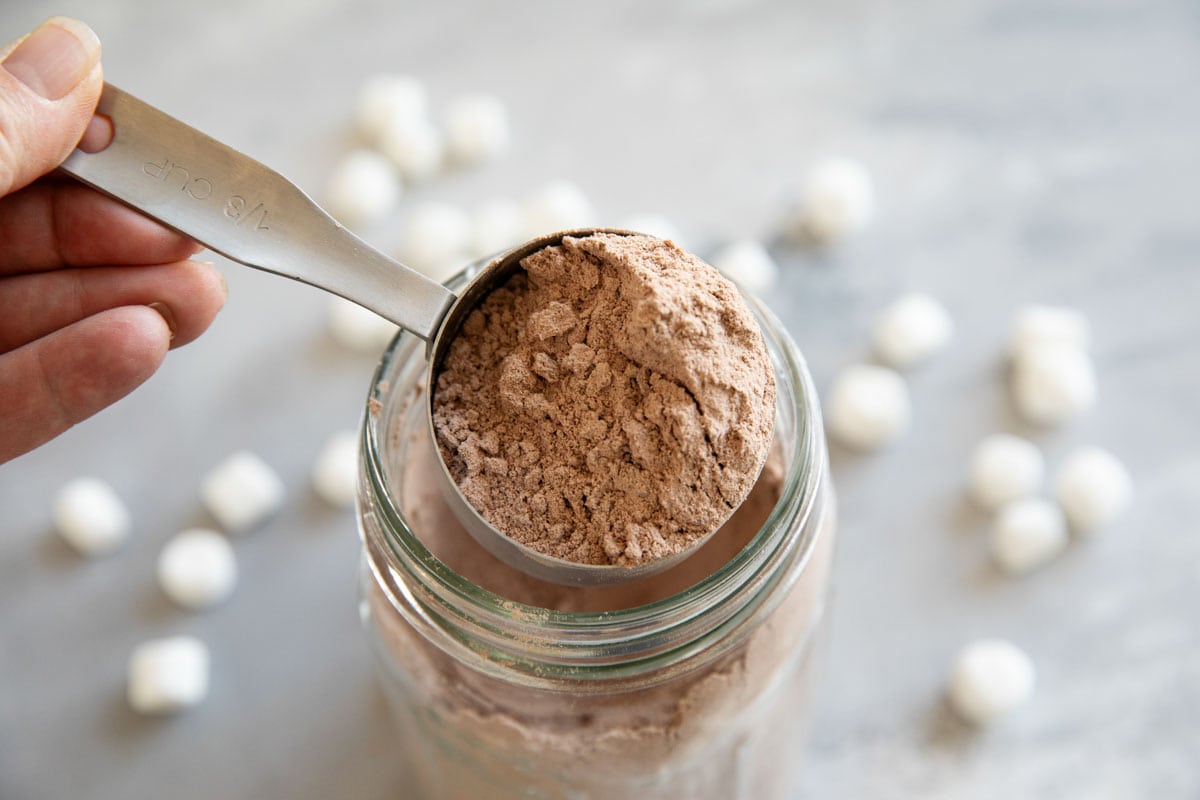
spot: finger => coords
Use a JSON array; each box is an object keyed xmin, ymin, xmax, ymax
[
  {"xmin": 0, "ymin": 306, "xmax": 170, "ymax": 464},
  {"xmin": 0, "ymin": 259, "xmax": 226, "ymax": 352},
  {"xmin": 0, "ymin": 180, "xmax": 202, "ymax": 274},
  {"xmin": 0, "ymin": 17, "xmax": 103, "ymax": 196}
]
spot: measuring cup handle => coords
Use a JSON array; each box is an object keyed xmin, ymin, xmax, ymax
[{"xmin": 59, "ymin": 82, "xmax": 454, "ymax": 340}]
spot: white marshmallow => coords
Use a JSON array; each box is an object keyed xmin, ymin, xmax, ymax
[
  {"xmin": 521, "ymin": 180, "xmax": 596, "ymax": 239},
  {"xmin": 616, "ymin": 214, "xmax": 684, "ymax": 245},
  {"xmin": 1054, "ymin": 446, "xmax": 1133, "ymax": 535},
  {"xmin": 991, "ymin": 497, "xmax": 1068, "ymax": 575},
  {"xmin": 324, "ymin": 150, "xmax": 401, "ymax": 230},
  {"xmin": 378, "ymin": 115, "xmax": 444, "ymax": 183},
  {"xmin": 312, "ymin": 431, "xmax": 360, "ymax": 510},
  {"xmin": 327, "ymin": 296, "xmax": 399, "ymax": 353},
  {"xmin": 826, "ymin": 364, "xmax": 911, "ymax": 451},
  {"xmin": 1012, "ymin": 343, "xmax": 1097, "ymax": 426},
  {"xmin": 157, "ymin": 529, "xmax": 237, "ymax": 610},
  {"xmin": 53, "ymin": 477, "xmax": 131, "ymax": 557},
  {"xmin": 948, "ymin": 638, "xmax": 1036, "ymax": 725},
  {"xmin": 443, "ymin": 93, "xmax": 510, "ymax": 166},
  {"xmin": 709, "ymin": 240, "xmax": 779, "ymax": 295},
  {"xmin": 471, "ymin": 198, "xmax": 525, "ymax": 257},
  {"xmin": 1011, "ymin": 305, "xmax": 1091, "ymax": 360},
  {"xmin": 398, "ymin": 202, "xmax": 473, "ymax": 283},
  {"xmin": 969, "ymin": 433, "xmax": 1045, "ymax": 511},
  {"xmin": 201, "ymin": 451, "xmax": 285, "ymax": 534},
  {"xmin": 356, "ymin": 74, "xmax": 428, "ymax": 144},
  {"xmin": 788, "ymin": 156, "xmax": 875, "ymax": 244},
  {"xmin": 873, "ymin": 292, "xmax": 954, "ymax": 370},
  {"xmin": 128, "ymin": 636, "xmax": 210, "ymax": 715}
]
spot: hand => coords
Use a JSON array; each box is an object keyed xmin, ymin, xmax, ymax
[{"xmin": 0, "ymin": 17, "xmax": 226, "ymax": 464}]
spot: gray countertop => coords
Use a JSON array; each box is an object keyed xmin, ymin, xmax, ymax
[{"xmin": 2, "ymin": 1, "xmax": 1197, "ymax": 798}]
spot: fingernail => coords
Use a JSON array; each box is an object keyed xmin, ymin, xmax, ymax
[
  {"xmin": 147, "ymin": 302, "xmax": 177, "ymax": 341},
  {"xmin": 2, "ymin": 17, "xmax": 101, "ymax": 101}
]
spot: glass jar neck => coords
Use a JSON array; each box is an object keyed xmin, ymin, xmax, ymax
[{"xmin": 361, "ymin": 277, "xmax": 827, "ymax": 686}]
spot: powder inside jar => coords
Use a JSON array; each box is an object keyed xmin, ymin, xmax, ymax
[{"xmin": 432, "ymin": 233, "xmax": 777, "ymax": 567}]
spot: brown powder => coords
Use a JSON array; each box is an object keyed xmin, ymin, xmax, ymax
[
  {"xmin": 406, "ymin": 420, "xmax": 786, "ymax": 612},
  {"xmin": 432, "ymin": 233, "xmax": 776, "ymax": 566}
]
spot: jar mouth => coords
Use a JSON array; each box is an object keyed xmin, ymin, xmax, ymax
[{"xmin": 361, "ymin": 263, "xmax": 827, "ymax": 675}]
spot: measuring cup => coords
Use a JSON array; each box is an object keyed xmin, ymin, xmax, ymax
[{"xmin": 60, "ymin": 83, "xmax": 737, "ymax": 586}]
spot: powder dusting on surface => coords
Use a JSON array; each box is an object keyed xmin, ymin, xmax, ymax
[{"xmin": 432, "ymin": 233, "xmax": 776, "ymax": 566}]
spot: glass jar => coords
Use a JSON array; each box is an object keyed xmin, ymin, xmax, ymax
[{"xmin": 356, "ymin": 263, "xmax": 836, "ymax": 800}]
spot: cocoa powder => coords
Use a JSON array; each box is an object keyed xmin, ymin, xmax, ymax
[
  {"xmin": 431, "ymin": 233, "xmax": 776, "ymax": 566},
  {"xmin": 405, "ymin": 423, "xmax": 786, "ymax": 612}
]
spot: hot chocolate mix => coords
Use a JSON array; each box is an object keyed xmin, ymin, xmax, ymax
[{"xmin": 431, "ymin": 233, "xmax": 777, "ymax": 566}]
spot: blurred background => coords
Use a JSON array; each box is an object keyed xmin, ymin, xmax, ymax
[{"xmin": 1, "ymin": 1, "xmax": 1198, "ymax": 797}]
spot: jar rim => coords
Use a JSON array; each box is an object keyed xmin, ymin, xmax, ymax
[{"xmin": 360, "ymin": 266, "xmax": 828, "ymax": 678}]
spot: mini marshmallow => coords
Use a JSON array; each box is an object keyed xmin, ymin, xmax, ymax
[
  {"xmin": 53, "ymin": 477, "xmax": 131, "ymax": 557},
  {"xmin": 969, "ymin": 433, "xmax": 1045, "ymax": 511},
  {"xmin": 873, "ymin": 292, "xmax": 954, "ymax": 370},
  {"xmin": 948, "ymin": 638, "xmax": 1036, "ymax": 725},
  {"xmin": 709, "ymin": 240, "xmax": 779, "ymax": 295},
  {"xmin": 324, "ymin": 150, "xmax": 401, "ymax": 230},
  {"xmin": 521, "ymin": 180, "xmax": 596, "ymax": 239},
  {"xmin": 1011, "ymin": 305, "xmax": 1091, "ymax": 360},
  {"xmin": 398, "ymin": 202, "xmax": 473, "ymax": 282},
  {"xmin": 617, "ymin": 214, "xmax": 684, "ymax": 245},
  {"xmin": 471, "ymin": 198, "xmax": 525, "ymax": 257},
  {"xmin": 356, "ymin": 74, "xmax": 428, "ymax": 144},
  {"xmin": 1012, "ymin": 343, "xmax": 1097, "ymax": 426},
  {"xmin": 1054, "ymin": 446, "xmax": 1132, "ymax": 535},
  {"xmin": 991, "ymin": 497, "xmax": 1068, "ymax": 575},
  {"xmin": 327, "ymin": 296, "xmax": 399, "ymax": 353},
  {"xmin": 128, "ymin": 636, "xmax": 210, "ymax": 715},
  {"xmin": 788, "ymin": 156, "xmax": 875, "ymax": 245},
  {"xmin": 157, "ymin": 529, "xmax": 237, "ymax": 610},
  {"xmin": 201, "ymin": 451, "xmax": 284, "ymax": 534},
  {"xmin": 312, "ymin": 431, "xmax": 360, "ymax": 510},
  {"xmin": 443, "ymin": 93, "xmax": 510, "ymax": 167},
  {"xmin": 378, "ymin": 114, "xmax": 444, "ymax": 183},
  {"xmin": 826, "ymin": 364, "xmax": 911, "ymax": 451}
]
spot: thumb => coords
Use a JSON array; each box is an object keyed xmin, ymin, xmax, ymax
[{"xmin": 0, "ymin": 17, "xmax": 102, "ymax": 197}]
